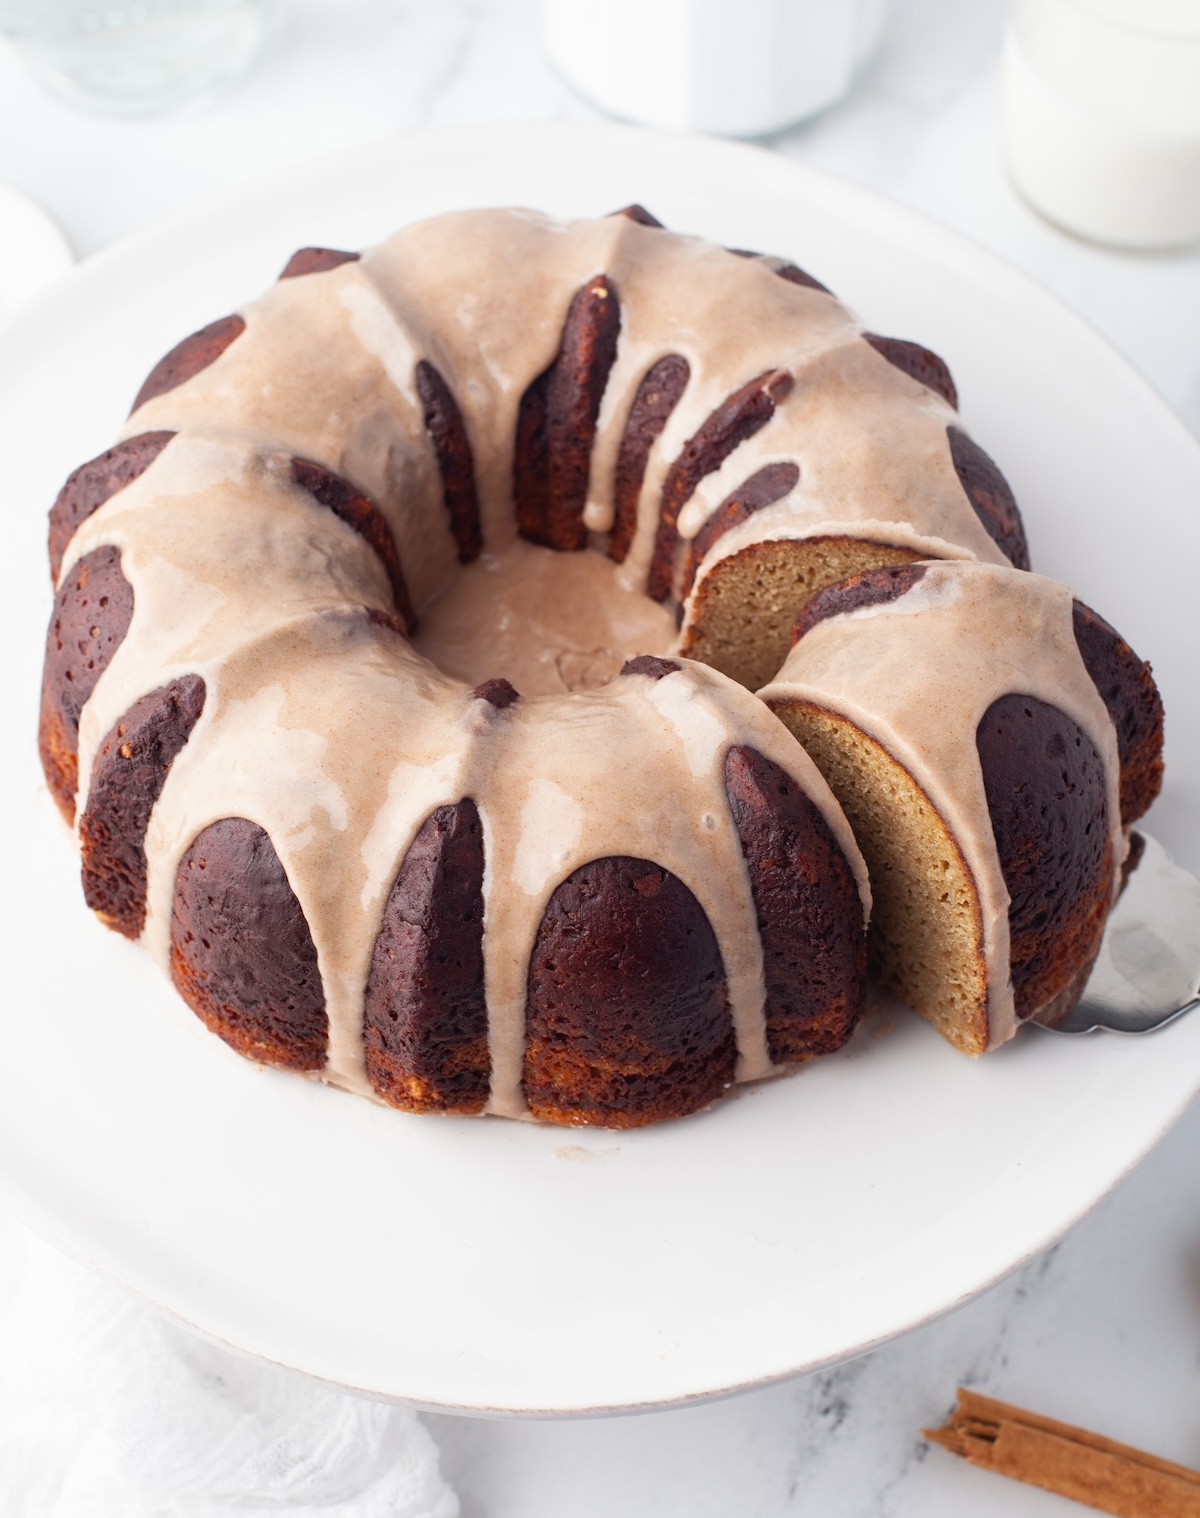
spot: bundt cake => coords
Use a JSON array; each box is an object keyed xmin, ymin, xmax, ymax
[
  {"xmin": 37, "ymin": 204, "xmax": 1161, "ymax": 1122},
  {"xmin": 762, "ymin": 560, "xmax": 1163, "ymax": 1052}
]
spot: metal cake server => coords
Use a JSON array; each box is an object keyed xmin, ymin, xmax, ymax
[{"xmin": 1036, "ymin": 832, "xmax": 1200, "ymax": 1035}]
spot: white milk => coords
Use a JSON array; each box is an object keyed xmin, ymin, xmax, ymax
[{"xmin": 1003, "ymin": 0, "xmax": 1200, "ymax": 248}]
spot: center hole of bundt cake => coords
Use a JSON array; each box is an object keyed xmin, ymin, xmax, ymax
[{"xmin": 411, "ymin": 537, "xmax": 676, "ymax": 696}]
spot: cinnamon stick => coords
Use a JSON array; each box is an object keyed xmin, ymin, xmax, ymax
[{"xmin": 925, "ymin": 1390, "xmax": 1200, "ymax": 1518}]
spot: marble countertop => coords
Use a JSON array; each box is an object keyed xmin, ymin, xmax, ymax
[{"xmin": 2, "ymin": 1, "xmax": 1198, "ymax": 1513}]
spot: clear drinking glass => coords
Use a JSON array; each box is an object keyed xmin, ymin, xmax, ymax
[{"xmin": 0, "ymin": 0, "xmax": 272, "ymax": 118}]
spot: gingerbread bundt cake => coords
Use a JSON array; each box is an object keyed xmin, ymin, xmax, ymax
[
  {"xmin": 38, "ymin": 205, "xmax": 1155, "ymax": 1121},
  {"xmin": 762, "ymin": 561, "xmax": 1163, "ymax": 1052}
]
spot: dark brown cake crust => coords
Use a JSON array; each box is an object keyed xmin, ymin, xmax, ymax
[
  {"xmin": 415, "ymin": 359, "xmax": 482, "ymax": 564},
  {"xmin": 608, "ymin": 354, "xmax": 690, "ymax": 565},
  {"xmin": 791, "ymin": 564, "xmax": 929, "ymax": 645},
  {"xmin": 947, "ymin": 426, "xmax": 1030, "ymax": 570},
  {"xmin": 515, "ymin": 276, "xmax": 622, "ymax": 552},
  {"xmin": 649, "ymin": 367, "xmax": 795, "ymax": 602},
  {"xmin": 364, "ymin": 800, "xmax": 489, "ymax": 1113},
  {"xmin": 170, "ymin": 816, "xmax": 328, "ymax": 1070},
  {"xmin": 471, "ymin": 677, "xmax": 520, "ymax": 708},
  {"xmin": 774, "ymin": 263, "xmax": 831, "ymax": 294},
  {"xmin": 523, "ymin": 856, "xmax": 736, "ymax": 1127},
  {"xmin": 39, "ymin": 545, "xmax": 135, "ymax": 822},
  {"xmin": 620, "ymin": 655, "xmax": 681, "ymax": 680},
  {"xmin": 365, "ymin": 606, "xmax": 408, "ymax": 638},
  {"xmin": 289, "ymin": 457, "xmax": 416, "ymax": 632},
  {"xmin": 80, "ymin": 674, "xmax": 207, "ymax": 939},
  {"xmin": 724, "ymin": 746, "xmax": 865, "ymax": 1062},
  {"xmin": 610, "ymin": 204, "xmax": 664, "ymax": 227},
  {"xmin": 865, "ymin": 335, "xmax": 958, "ymax": 410},
  {"xmin": 1121, "ymin": 828, "xmax": 1146, "ymax": 893},
  {"xmin": 48, "ymin": 432, "xmax": 175, "ymax": 581},
  {"xmin": 1072, "ymin": 599, "xmax": 1164, "ymax": 826},
  {"xmin": 729, "ymin": 248, "xmax": 832, "ymax": 294},
  {"xmin": 976, "ymin": 693, "xmax": 1113, "ymax": 1021},
  {"xmin": 278, "ymin": 247, "xmax": 360, "ymax": 279},
  {"xmin": 513, "ymin": 369, "xmax": 559, "ymax": 549},
  {"xmin": 681, "ymin": 460, "xmax": 800, "ymax": 597},
  {"xmin": 131, "ymin": 314, "xmax": 246, "ymax": 413}
]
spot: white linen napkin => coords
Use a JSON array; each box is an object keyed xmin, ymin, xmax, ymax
[{"xmin": 0, "ymin": 1209, "xmax": 459, "ymax": 1518}]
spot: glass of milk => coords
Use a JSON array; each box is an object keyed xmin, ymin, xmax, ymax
[
  {"xmin": 1003, "ymin": 0, "xmax": 1200, "ymax": 248},
  {"xmin": 0, "ymin": 0, "xmax": 272, "ymax": 118}
]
